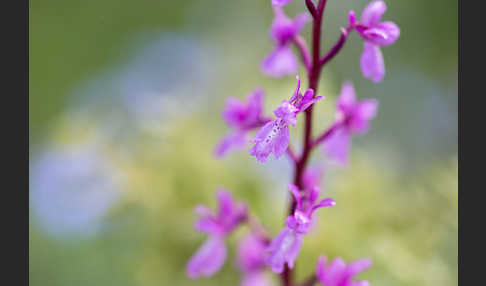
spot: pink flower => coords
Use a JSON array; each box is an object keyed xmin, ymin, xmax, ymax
[
  {"xmin": 250, "ymin": 77, "xmax": 322, "ymax": 162},
  {"xmin": 349, "ymin": 1, "xmax": 400, "ymax": 82},
  {"xmin": 237, "ymin": 234, "xmax": 273, "ymax": 286},
  {"xmin": 186, "ymin": 236, "xmax": 227, "ymax": 279},
  {"xmin": 324, "ymin": 82, "xmax": 378, "ymax": 165},
  {"xmin": 186, "ymin": 190, "xmax": 247, "ymax": 279},
  {"xmin": 316, "ymin": 256, "xmax": 372, "ymax": 286},
  {"xmin": 266, "ymin": 184, "xmax": 335, "ymax": 273},
  {"xmin": 261, "ymin": 7, "xmax": 310, "ymax": 78},
  {"xmin": 237, "ymin": 234, "xmax": 268, "ymax": 272},
  {"xmin": 215, "ymin": 89, "xmax": 270, "ymax": 157}
]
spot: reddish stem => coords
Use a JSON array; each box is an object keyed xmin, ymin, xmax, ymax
[
  {"xmin": 319, "ymin": 25, "xmax": 353, "ymax": 68},
  {"xmin": 310, "ymin": 121, "xmax": 342, "ymax": 148},
  {"xmin": 281, "ymin": 1, "xmax": 327, "ymax": 286},
  {"xmin": 286, "ymin": 145, "xmax": 298, "ymax": 163},
  {"xmin": 305, "ymin": 0, "xmax": 317, "ymax": 18},
  {"xmin": 293, "ymin": 35, "xmax": 312, "ymax": 74}
]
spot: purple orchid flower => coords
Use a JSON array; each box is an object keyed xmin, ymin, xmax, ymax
[
  {"xmin": 266, "ymin": 184, "xmax": 335, "ymax": 273},
  {"xmin": 261, "ymin": 7, "xmax": 311, "ymax": 78},
  {"xmin": 214, "ymin": 89, "xmax": 271, "ymax": 157},
  {"xmin": 186, "ymin": 190, "xmax": 248, "ymax": 279},
  {"xmin": 349, "ymin": 0, "xmax": 400, "ymax": 82},
  {"xmin": 316, "ymin": 256, "xmax": 372, "ymax": 286},
  {"xmin": 250, "ymin": 76, "xmax": 322, "ymax": 162},
  {"xmin": 237, "ymin": 234, "xmax": 273, "ymax": 286},
  {"xmin": 324, "ymin": 82, "xmax": 378, "ymax": 165}
]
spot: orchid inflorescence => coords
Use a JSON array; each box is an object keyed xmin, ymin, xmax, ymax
[{"xmin": 187, "ymin": 1, "xmax": 399, "ymax": 285}]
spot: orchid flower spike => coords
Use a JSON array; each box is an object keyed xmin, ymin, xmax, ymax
[
  {"xmin": 250, "ymin": 76, "xmax": 322, "ymax": 162},
  {"xmin": 349, "ymin": 0, "xmax": 400, "ymax": 82},
  {"xmin": 186, "ymin": 190, "xmax": 247, "ymax": 279},
  {"xmin": 261, "ymin": 7, "xmax": 311, "ymax": 77},
  {"xmin": 265, "ymin": 184, "xmax": 335, "ymax": 273},
  {"xmin": 324, "ymin": 82, "xmax": 378, "ymax": 165}
]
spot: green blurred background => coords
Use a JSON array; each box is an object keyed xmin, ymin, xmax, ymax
[{"xmin": 29, "ymin": 0, "xmax": 457, "ymax": 286}]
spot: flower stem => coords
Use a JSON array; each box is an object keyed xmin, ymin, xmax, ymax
[
  {"xmin": 287, "ymin": 145, "xmax": 299, "ymax": 163},
  {"xmin": 293, "ymin": 36, "xmax": 312, "ymax": 74},
  {"xmin": 281, "ymin": 1, "xmax": 328, "ymax": 286},
  {"xmin": 310, "ymin": 122, "xmax": 342, "ymax": 148},
  {"xmin": 319, "ymin": 25, "xmax": 353, "ymax": 68},
  {"xmin": 305, "ymin": 0, "xmax": 317, "ymax": 18}
]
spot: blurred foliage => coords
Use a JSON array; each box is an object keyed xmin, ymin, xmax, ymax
[{"xmin": 30, "ymin": 0, "xmax": 457, "ymax": 286}]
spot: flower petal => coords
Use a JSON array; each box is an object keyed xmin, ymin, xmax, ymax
[
  {"xmin": 289, "ymin": 75, "xmax": 301, "ymax": 103},
  {"xmin": 350, "ymin": 99, "xmax": 379, "ymax": 134},
  {"xmin": 337, "ymin": 82, "xmax": 357, "ymax": 114},
  {"xmin": 266, "ymin": 227, "xmax": 302, "ymax": 273},
  {"xmin": 284, "ymin": 234, "xmax": 303, "ymax": 269},
  {"xmin": 316, "ymin": 256, "xmax": 328, "ymax": 283},
  {"xmin": 272, "ymin": 123, "xmax": 290, "ymax": 159},
  {"xmin": 186, "ymin": 236, "xmax": 227, "ymax": 279},
  {"xmin": 252, "ymin": 120, "xmax": 277, "ymax": 143},
  {"xmin": 325, "ymin": 258, "xmax": 348, "ymax": 284},
  {"xmin": 360, "ymin": 0, "xmax": 387, "ymax": 27},
  {"xmin": 250, "ymin": 120, "xmax": 289, "ymax": 162},
  {"xmin": 237, "ymin": 234, "xmax": 267, "ymax": 272},
  {"xmin": 299, "ymin": 91, "xmax": 322, "ymax": 112},
  {"xmin": 310, "ymin": 198, "xmax": 336, "ymax": 215},
  {"xmin": 241, "ymin": 271, "xmax": 273, "ymax": 286},
  {"xmin": 292, "ymin": 13, "xmax": 312, "ymax": 35},
  {"xmin": 325, "ymin": 128, "xmax": 351, "ymax": 165},
  {"xmin": 214, "ymin": 132, "xmax": 247, "ymax": 158},
  {"xmin": 271, "ymin": 10, "xmax": 310, "ymax": 45},
  {"xmin": 360, "ymin": 42, "xmax": 385, "ymax": 83},
  {"xmin": 274, "ymin": 100, "xmax": 298, "ymax": 126},
  {"xmin": 363, "ymin": 21, "xmax": 400, "ymax": 46},
  {"xmin": 271, "ymin": 0, "xmax": 292, "ymax": 7},
  {"xmin": 349, "ymin": 10, "xmax": 357, "ymax": 26},
  {"xmin": 194, "ymin": 217, "xmax": 223, "ymax": 235},
  {"xmin": 261, "ymin": 46, "xmax": 298, "ymax": 78},
  {"xmin": 245, "ymin": 88, "xmax": 265, "ymax": 125},
  {"xmin": 217, "ymin": 189, "xmax": 235, "ymax": 219},
  {"xmin": 346, "ymin": 259, "xmax": 372, "ymax": 278}
]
